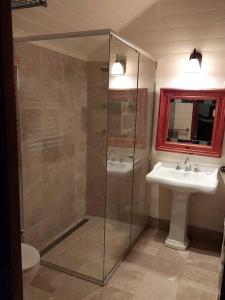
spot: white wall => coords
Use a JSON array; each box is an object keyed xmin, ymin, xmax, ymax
[
  {"xmin": 122, "ymin": 0, "xmax": 225, "ymax": 233},
  {"xmin": 150, "ymin": 52, "xmax": 225, "ymax": 232}
]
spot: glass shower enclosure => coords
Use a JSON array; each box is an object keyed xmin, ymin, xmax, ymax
[{"xmin": 14, "ymin": 29, "xmax": 156, "ymax": 285}]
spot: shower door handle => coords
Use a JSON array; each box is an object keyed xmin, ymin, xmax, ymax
[{"xmin": 96, "ymin": 129, "xmax": 106, "ymax": 135}]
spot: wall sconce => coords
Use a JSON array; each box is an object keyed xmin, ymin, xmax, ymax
[
  {"xmin": 111, "ymin": 55, "xmax": 126, "ymax": 76},
  {"xmin": 186, "ymin": 48, "xmax": 202, "ymax": 73}
]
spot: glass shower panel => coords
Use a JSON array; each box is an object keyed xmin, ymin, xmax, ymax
[
  {"xmin": 104, "ymin": 35, "xmax": 139, "ymax": 278},
  {"xmin": 131, "ymin": 54, "xmax": 156, "ymax": 242},
  {"xmin": 15, "ymin": 34, "xmax": 110, "ymax": 283}
]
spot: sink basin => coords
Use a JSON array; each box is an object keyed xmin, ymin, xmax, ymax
[
  {"xmin": 146, "ymin": 161, "xmax": 218, "ymax": 194},
  {"xmin": 107, "ymin": 159, "xmax": 141, "ymax": 177},
  {"xmin": 146, "ymin": 160, "xmax": 219, "ymax": 251}
]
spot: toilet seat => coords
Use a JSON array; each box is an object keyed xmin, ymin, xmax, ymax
[{"xmin": 21, "ymin": 243, "xmax": 40, "ymax": 273}]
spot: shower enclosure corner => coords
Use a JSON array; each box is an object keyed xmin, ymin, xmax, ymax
[{"xmin": 14, "ymin": 29, "xmax": 156, "ymax": 285}]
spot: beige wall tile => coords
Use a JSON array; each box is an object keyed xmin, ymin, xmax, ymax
[{"xmin": 16, "ymin": 42, "xmax": 87, "ymax": 250}]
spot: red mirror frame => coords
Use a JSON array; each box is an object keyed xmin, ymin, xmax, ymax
[{"xmin": 156, "ymin": 88, "xmax": 225, "ymax": 157}]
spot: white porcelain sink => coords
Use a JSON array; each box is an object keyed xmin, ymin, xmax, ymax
[
  {"xmin": 146, "ymin": 161, "xmax": 218, "ymax": 194},
  {"xmin": 107, "ymin": 159, "xmax": 141, "ymax": 177},
  {"xmin": 146, "ymin": 160, "xmax": 219, "ymax": 251}
]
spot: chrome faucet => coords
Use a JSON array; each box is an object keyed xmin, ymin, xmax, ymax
[
  {"xmin": 111, "ymin": 150, "xmax": 116, "ymax": 161},
  {"xmin": 176, "ymin": 162, "xmax": 182, "ymax": 170},
  {"xmin": 184, "ymin": 157, "xmax": 191, "ymax": 171}
]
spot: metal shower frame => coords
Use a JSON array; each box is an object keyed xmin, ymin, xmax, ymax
[
  {"xmin": 14, "ymin": 29, "xmax": 156, "ymax": 286},
  {"xmin": 14, "ymin": 29, "xmax": 156, "ymax": 61}
]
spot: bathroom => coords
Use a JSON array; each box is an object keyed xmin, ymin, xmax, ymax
[{"xmin": 2, "ymin": 0, "xmax": 225, "ymax": 299}]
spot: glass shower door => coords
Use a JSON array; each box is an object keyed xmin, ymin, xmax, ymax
[
  {"xmin": 104, "ymin": 35, "xmax": 139, "ymax": 279},
  {"xmin": 131, "ymin": 54, "xmax": 156, "ymax": 243},
  {"xmin": 15, "ymin": 34, "xmax": 110, "ymax": 284}
]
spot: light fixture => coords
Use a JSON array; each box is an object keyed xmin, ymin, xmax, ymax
[
  {"xmin": 111, "ymin": 55, "xmax": 126, "ymax": 76},
  {"xmin": 186, "ymin": 48, "xmax": 202, "ymax": 73}
]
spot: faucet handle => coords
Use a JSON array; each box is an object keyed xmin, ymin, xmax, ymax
[
  {"xmin": 176, "ymin": 162, "xmax": 182, "ymax": 170},
  {"xmin": 193, "ymin": 164, "xmax": 200, "ymax": 172},
  {"xmin": 111, "ymin": 150, "xmax": 116, "ymax": 161}
]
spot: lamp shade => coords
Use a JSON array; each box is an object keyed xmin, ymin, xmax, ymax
[
  {"xmin": 111, "ymin": 62, "xmax": 125, "ymax": 76},
  {"xmin": 186, "ymin": 58, "xmax": 201, "ymax": 73},
  {"xmin": 186, "ymin": 48, "xmax": 202, "ymax": 73}
]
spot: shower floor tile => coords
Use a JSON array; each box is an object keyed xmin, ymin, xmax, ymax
[
  {"xmin": 41, "ymin": 216, "xmax": 105, "ymax": 280},
  {"xmin": 41, "ymin": 216, "xmax": 140, "ymax": 281},
  {"xmin": 28, "ymin": 228, "xmax": 221, "ymax": 300}
]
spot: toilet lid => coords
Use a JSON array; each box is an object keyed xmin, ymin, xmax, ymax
[{"xmin": 21, "ymin": 243, "xmax": 40, "ymax": 272}]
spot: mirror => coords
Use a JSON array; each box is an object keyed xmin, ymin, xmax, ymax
[
  {"xmin": 108, "ymin": 88, "xmax": 148, "ymax": 148},
  {"xmin": 108, "ymin": 99, "xmax": 136, "ymax": 139},
  {"xmin": 156, "ymin": 89, "xmax": 225, "ymax": 157},
  {"xmin": 168, "ymin": 98, "xmax": 216, "ymax": 145}
]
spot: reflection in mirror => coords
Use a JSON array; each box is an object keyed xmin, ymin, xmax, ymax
[
  {"xmin": 108, "ymin": 99, "xmax": 136, "ymax": 138},
  {"xmin": 108, "ymin": 89, "xmax": 147, "ymax": 148},
  {"xmin": 168, "ymin": 99, "xmax": 216, "ymax": 145}
]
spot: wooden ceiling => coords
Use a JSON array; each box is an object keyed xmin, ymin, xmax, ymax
[
  {"xmin": 122, "ymin": 0, "xmax": 225, "ymax": 57},
  {"xmin": 12, "ymin": 0, "xmax": 158, "ymax": 37},
  {"xmin": 13, "ymin": 0, "xmax": 225, "ymax": 59},
  {"xmin": 12, "ymin": 0, "xmax": 158, "ymax": 60}
]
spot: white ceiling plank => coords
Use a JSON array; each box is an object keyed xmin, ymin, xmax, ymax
[
  {"xmin": 12, "ymin": 0, "xmax": 159, "ymax": 37},
  {"xmin": 135, "ymin": 38, "xmax": 225, "ymax": 56},
  {"xmin": 45, "ymin": 0, "xmax": 98, "ymax": 29},
  {"xmin": 12, "ymin": 0, "xmax": 158, "ymax": 59},
  {"xmin": 122, "ymin": 0, "xmax": 225, "ymax": 58},
  {"xmin": 144, "ymin": 0, "xmax": 225, "ymax": 19},
  {"xmin": 13, "ymin": 0, "xmax": 225, "ymax": 60},
  {"xmin": 159, "ymin": 0, "xmax": 189, "ymax": 3},
  {"xmin": 13, "ymin": 3, "xmax": 92, "ymax": 35},
  {"xmin": 53, "ymin": 0, "xmax": 96, "ymax": 27},
  {"xmin": 13, "ymin": 13, "xmax": 53, "ymax": 37},
  {"xmin": 123, "ymin": 10, "xmax": 225, "ymax": 31},
  {"xmin": 124, "ymin": 24, "xmax": 225, "ymax": 44},
  {"xmin": 13, "ymin": 12, "xmax": 72, "ymax": 35},
  {"xmin": 81, "ymin": 0, "xmax": 125, "ymax": 28}
]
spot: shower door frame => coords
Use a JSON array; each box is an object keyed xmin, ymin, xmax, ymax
[
  {"xmin": 14, "ymin": 29, "xmax": 156, "ymax": 286},
  {"xmin": 14, "ymin": 29, "xmax": 155, "ymax": 61}
]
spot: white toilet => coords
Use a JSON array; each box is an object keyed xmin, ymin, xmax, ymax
[{"xmin": 21, "ymin": 243, "xmax": 40, "ymax": 287}]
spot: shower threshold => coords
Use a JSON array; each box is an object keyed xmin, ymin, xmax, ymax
[
  {"xmin": 40, "ymin": 216, "xmax": 147, "ymax": 286},
  {"xmin": 40, "ymin": 218, "xmax": 89, "ymax": 256}
]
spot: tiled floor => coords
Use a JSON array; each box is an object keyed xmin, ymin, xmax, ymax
[
  {"xmin": 42, "ymin": 216, "xmax": 142, "ymax": 280},
  {"xmin": 41, "ymin": 216, "xmax": 105, "ymax": 280},
  {"xmin": 26, "ymin": 228, "xmax": 221, "ymax": 300}
]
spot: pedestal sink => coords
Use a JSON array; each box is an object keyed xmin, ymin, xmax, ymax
[{"xmin": 146, "ymin": 160, "xmax": 219, "ymax": 250}]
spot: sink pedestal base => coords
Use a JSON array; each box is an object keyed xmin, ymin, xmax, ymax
[{"xmin": 166, "ymin": 192, "xmax": 190, "ymax": 251}]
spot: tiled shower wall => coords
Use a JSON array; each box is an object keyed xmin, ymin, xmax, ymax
[
  {"xmin": 15, "ymin": 42, "xmax": 87, "ymax": 251},
  {"xmin": 86, "ymin": 61, "xmax": 108, "ymax": 218},
  {"xmin": 15, "ymin": 41, "xmax": 156, "ymax": 252},
  {"xmin": 86, "ymin": 56, "xmax": 156, "ymax": 227}
]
